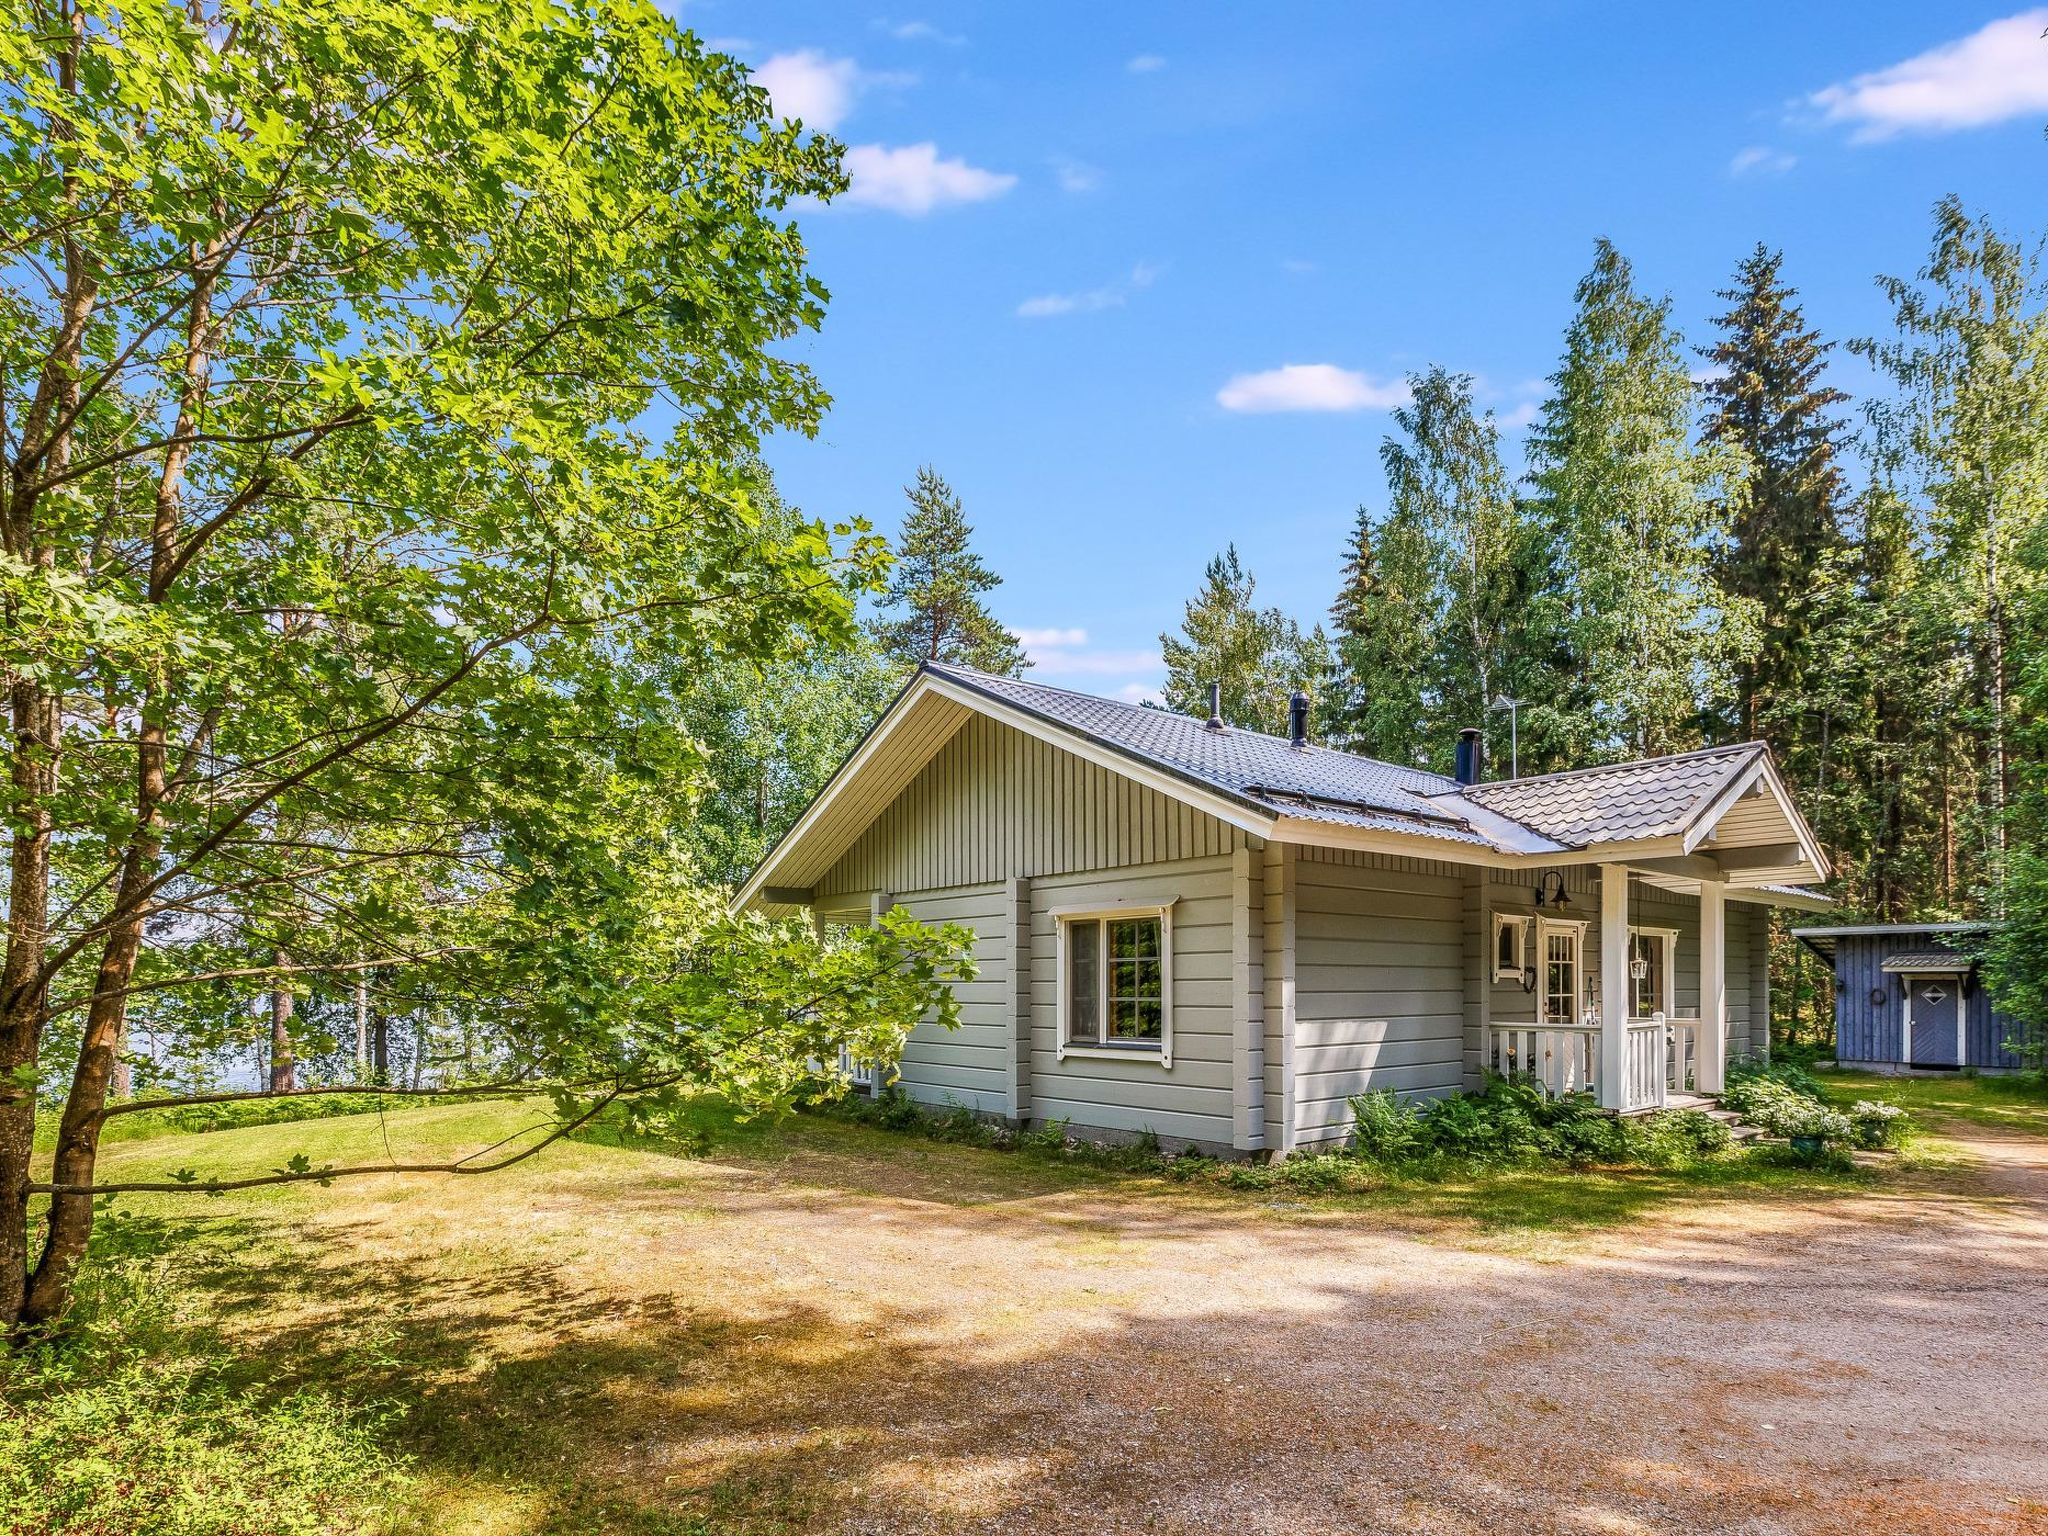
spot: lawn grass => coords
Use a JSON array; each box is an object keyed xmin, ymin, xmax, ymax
[
  {"xmin": 14, "ymin": 1089, "xmax": 1978, "ymax": 1534},
  {"xmin": 1816, "ymin": 1065, "xmax": 2048, "ymax": 1137}
]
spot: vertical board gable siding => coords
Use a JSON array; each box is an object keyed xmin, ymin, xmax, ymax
[
  {"xmin": 1292, "ymin": 851, "xmax": 1465, "ymax": 1147},
  {"xmin": 817, "ymin": 713, "xmax": 1243, "ymax": 898}
]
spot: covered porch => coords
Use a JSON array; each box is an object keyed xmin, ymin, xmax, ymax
[{"xmin": 1482, "ymin": 863, "xmax": 1753, "ymax": 1114}]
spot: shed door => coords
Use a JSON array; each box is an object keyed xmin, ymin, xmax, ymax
[{"xmin": 1908, "ymin": 977, "xmax": 1961, "ymax": 1067}]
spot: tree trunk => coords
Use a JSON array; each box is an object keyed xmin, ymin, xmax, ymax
[
  {"xmin": 354, "ymin": 975, "xmax": 369, "ymax": 1082},
  {"xmin": 371, "ymin": 1006, "xmax": 389, "ymax": 1084},
  {"xmin": 269, "ymin": 954, "xmax": 296, "ymax": 1094},
  {"xmin": 24, "ymin": 827, "xmax": 161, "ymax": 1325},
  {"xmin": 0, "ymin": 681, "xmax": 59, "ymax": 1330}
]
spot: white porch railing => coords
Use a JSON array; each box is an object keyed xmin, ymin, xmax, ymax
[
  {"xmin": 836, "ymin": 1046, "xmax": 877, "ymax": 1090},
  {"xmin": 1666, "ymin": 1017, "xmax": 1699, "ymax": 1095},
  {"xmin": 1487, "ymin": 1023, "xmax": 1601, "ymax": 1099},
  {"xmin": 1623, "ymin": 1018, "xmax": 1666, "ymax": 1112},
  {"xmin": 1491, "ymin": 1013, "xmax": 1703, "ymax": 1113}
]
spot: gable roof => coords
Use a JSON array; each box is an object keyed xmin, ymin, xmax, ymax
[
  {"xmin": 928, "ymin": 665, "xmax": 1517, "ymax": 850},
  {"xmin": 736, "ymin": 663, "xmax": 1831, "ymax": 908},
  {"xmin": 1457, "ymin": 744, "xmax": 1757, "ymax": 846}
]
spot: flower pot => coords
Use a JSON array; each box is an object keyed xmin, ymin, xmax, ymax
[{"xmin": 1790, "ymin": 1134, "xmax": 1824, "ymax": 1158}]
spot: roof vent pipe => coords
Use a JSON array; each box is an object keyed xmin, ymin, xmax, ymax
[
  {"xmin": 1454, "ymin": 727, "xmax": 1482, "ymax": 786},
  {"xmin": 1288, "ymin": 690, "xmax": 1311, "ymax": 748},
  {"xmin": 1205, "ymin": 681, "xmax": 1224, "ymax": 731}
]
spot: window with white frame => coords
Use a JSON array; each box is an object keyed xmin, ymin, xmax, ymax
[
  {"xmin": 1493, "ymin": 913, "xmax": 1531, "ymax": 982},
  {"xmin": 1540, "ymin": 920, "xmax": 1584, "ymax": 1025},
  {"xmin": 1056, "ymin": 904, "xmax": 1173, "ymax": 1063}
]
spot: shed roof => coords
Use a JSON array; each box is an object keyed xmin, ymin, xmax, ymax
[
  {"xmin": 1880, "ymin": 950, "xmax": 1975, "ymax": 974},
  {"xmin": 1790, "ymin": 922, "xmax": 1989, "ymax": 965}
]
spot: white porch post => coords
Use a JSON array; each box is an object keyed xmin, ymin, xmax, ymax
[
  {"xmin": 1699, "ymin": 880, "xmax": 1727, "ymax": 1093},
  {"xmin": 1598, "ymin": 864, "xmax": 1630, "ymax": 1111}
]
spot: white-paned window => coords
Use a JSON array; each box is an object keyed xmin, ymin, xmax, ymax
[
  {"xmin": 1493, "ymin": 913, "xmax": 1531, "ymax": 982},
  {"xmin": 1539, "ymin": 920, "xmax": 1584, "ymax": 1025},
  {"xmin": 1055, "ymin": 904, "xmax": 1174, "ymax": 1065}
]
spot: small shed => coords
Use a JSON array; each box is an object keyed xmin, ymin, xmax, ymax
[{"xmin": 1793, "ymin": 923, "xmax": 2020, "ymax": 1072}]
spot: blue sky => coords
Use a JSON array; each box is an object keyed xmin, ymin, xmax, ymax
[{"xmin": 689, "ymin": 4, "xmax": 2048, "ymax": 704}]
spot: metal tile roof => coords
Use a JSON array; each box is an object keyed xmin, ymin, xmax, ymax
[
  {"xmin": 926, "ymin": 664, "xmax": 1770, "ymax": 857},
  {"xmin": 1880, "ymin": 950, "xmax": 1974, "ymax": 974},
  {"xmin": 1458, "ymin": 744, "xmax": 1759, "ymax": 846},
  {"xmin": 927, "ymin": 663, "xmax": 1503, "ymax": 848}
]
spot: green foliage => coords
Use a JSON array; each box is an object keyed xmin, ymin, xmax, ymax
[
  {"xmin": 1525, "ymin": 239, "xmax": 1757, "ymax": 761},
  {"xmin": 0, "ymin": 0, "xmax": 979, "ymax": 1324},
  {"xmin": 84, "ymin": 1093, "xmax": 489, "ymax": 1148},
  {"xmin": 871, "ymin": 466, "xmax": 1028, "ymax": 675},
  {"xmin": 0, "ymin": 1218, "xmax": 404, "ymax": 1534},
  {"xmin": 1700, "ymin": 245, "xmax": 1851, "ymax": 756},
  {"xmin": 1722, "ymin": 1071, "xmax": 1871, "ymax": 1146},
  {"xmin": 1847, "ymin": 1099, "xmax": 1911, "ymax": 1150},
  {"xmin": 1161, "ymin": 545, "xmax": 1333, "ymax": 736},
  {"xmin": 1726, "ymin": 1055, "xmax": 1827, "ymax": 1101},
  {"xmin": 1349, "ymin": 1079, "xmax": 1732, "ymax": 1171},
  {"xmin": 1330, "ymin": 368, "xmax": 1556, "ymax": 771}
]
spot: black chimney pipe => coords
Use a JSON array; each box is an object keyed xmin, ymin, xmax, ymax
[
  {"xmin": 1205, "ymin": 681, "xmax": 1223, "ymax": 730},
  {"xmin": 1454, "ymin": 727, "xmax": 1481, "ymax": 785},
  {"xmin": 1288, "ymin": 690, "xmax": 1310, "ymax": 748}
]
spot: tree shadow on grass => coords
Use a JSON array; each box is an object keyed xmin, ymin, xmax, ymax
[{"xmin": 95, "ymin": 1129, "xmax": 2048, "ymax": 1536}]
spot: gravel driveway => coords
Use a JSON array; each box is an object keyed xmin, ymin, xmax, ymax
[{"xmin": 578, "ymin": 1123, "xmax": 2048, "ymax": 1535}]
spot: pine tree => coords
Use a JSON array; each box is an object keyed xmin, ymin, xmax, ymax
[
  {"xmin": 1160, "ymin": 546, "xmax": 1320, "ymax": 735},
  {"xmin": 1700, "ymin": 246, "xmax": 1849, "ymax": 760},
  {"xmin": 1526, "ymin": 240, "xmax": 1756, "ymax": 761},
  {"xmin": 872, "ymin": 467, "xmax": 1028, "ymax": 675}
]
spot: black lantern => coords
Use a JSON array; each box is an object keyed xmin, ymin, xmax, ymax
[{"xmin": 1533, "ymin": 870, "xmax": 1569, "ymax": 910}]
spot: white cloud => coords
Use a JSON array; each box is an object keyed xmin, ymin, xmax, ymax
[
  {"xmin": 1808, "ymin": 9, "xmax": 2048, "ymax": 140},
  {"xmin": 1015, "ymin": 263, "xmax": 1156, "ymax": 319},
  {"xmin": 1053, "ymin": 156, "xmax": 1103, "ymax": 193},
  {"xmin": 1497, "ymin": 400, "xmax": 1540, "ymax": 430},
  {"xmin": 1116, "ymin": 682, "xmax": 1165, "ymax": 706},
  {"xmin": 1126, "ymin": 53, "xmax": 1167, "ymax": 73},
  {"xmin": 1281, "ymin": 257, "xmax": 1319, "ymax": 276},
  {"xmin": 1729, "ymin": 144, "xmax": 1797, "ymax": 176},
  {"xmin": 1014, "ymin": 626, "xmax": 1089, "ymax": 649},
  {"xmin": 841, "ymin": 142, "xmax": 1017, "ymax": 214},
  {"xmin": 876, "ymin": 18, "xmax": 964, "ymax": 44},
  {"xmin": 1216, "ymin": 363, "xmax": 1409, "ymax": 414},
  {"xmin": 754, "ymin": 50, "xmax": 862, "ymax": 131}
]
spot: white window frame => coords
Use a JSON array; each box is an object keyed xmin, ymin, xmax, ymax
[
  {"xmin": 1492, "ymin": 912, "xmax": 1532, "ymax": 982},
  {"xmin": 1051, "ymin": 901, "xmax": 1175, "ymax": 1067},
  {"xmin": 1628, "ymin": 925, "xmax": 1679, "ymax": 1022},
  {"xmin": 1536, "ymin": 917, "xmax": 1588, "ymax": 1026}
]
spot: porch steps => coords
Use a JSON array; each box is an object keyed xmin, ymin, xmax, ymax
[{"xmin": 1663, "ymin": 1092, "xmax": 1765, "ymax": 1143}]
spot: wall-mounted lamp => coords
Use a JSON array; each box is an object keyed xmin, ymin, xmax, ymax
[{"xmin": 1533, "ymin": 870, "xmax": 1569, "ymax": 910}]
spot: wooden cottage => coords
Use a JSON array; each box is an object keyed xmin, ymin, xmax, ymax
[
  {"xmin": 1793, "ymin": 923, "xmax": 2020, "ymax": 1072},
  {"xmin": 740, "ymin": 663, "xmax": 1833, "ymax": 1154}
]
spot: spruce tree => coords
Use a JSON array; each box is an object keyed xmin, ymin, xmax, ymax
[
  {"xmin": 1160, "ymin": 546, "xmax": 1318, "ymax": 735},
  {"xmin": 872, "ymin": 467, "xmax": 1028, "ymax": 675},
  {"xmin": 1700, "ymin": 246, "xmax": 1849, "ymax": 756},
  {"xmin": 1526, "ymin": 240, "xmax": 1755, "ymax": 761},
  {"xmin": 1328, "ymin": 508, "xmax": 1431, "ymax": 761}
]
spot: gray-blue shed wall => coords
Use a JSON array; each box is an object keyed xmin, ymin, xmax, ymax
[{"xmin": 1831, "ymin": 934, "xmax": 2020, "ymax": 1070}]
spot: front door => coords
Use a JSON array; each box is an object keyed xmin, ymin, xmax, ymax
[{"xmin": 1907, "ymin": 976, "xmax": 1961, "ymax": 1067}]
